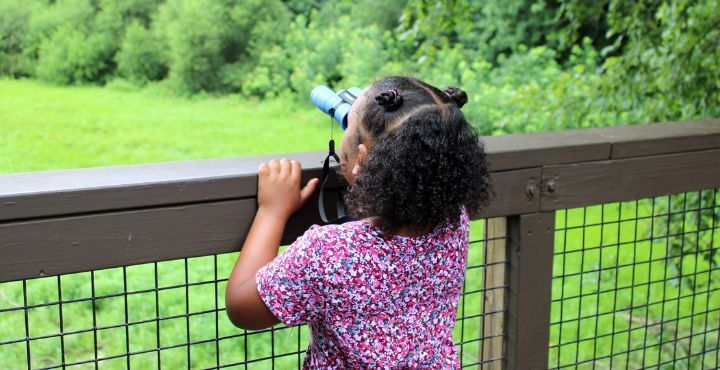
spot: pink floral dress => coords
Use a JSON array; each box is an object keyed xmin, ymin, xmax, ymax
[{"xmin": 256, "ymin": 208, "xmax": 469, "ymax": 369}]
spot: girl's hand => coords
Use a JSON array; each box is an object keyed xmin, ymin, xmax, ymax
[
  {"xmin": 257, "ymin": 158, "xmax": 319, "ymax": 220},
  {"xmin": 226, "ymin": 159, "xmax": 318, "ymax": 330}
]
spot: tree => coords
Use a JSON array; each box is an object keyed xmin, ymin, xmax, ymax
[
  {"xmin": 116, "ymin": 22, "xmax": 167, "ymax": 84},
  {"xmin": 35, "ymin": 26, "xmax": 115, "ymax": 84},
  {"xmin": 0, "ymin": 0, "xmax": 31, "ymax": 76}
]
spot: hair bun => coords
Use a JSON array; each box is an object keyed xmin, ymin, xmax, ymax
[
  {"xmin": 375, "ymin": 89, "xmax": 403, "ymax": 111},
  {"xmin": 444, "ymin": 87, "xmax": 468, "ymax": 108}
]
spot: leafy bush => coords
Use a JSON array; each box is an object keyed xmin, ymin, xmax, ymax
[
  {"xmin": 35, "ymin": 27, "xmax": 115, "ymax": 84},
  {"xmin": 219, "ymin": 0, "xmax": 292, "ymax": 92},
  {"xmin": 116, "ymin": 22, "xmax": 167, "ymax": 84},
  {"xmin": 23, "ymin": 0, "xmax": 97, "ymax": 62},
  {"xmin": 152, "ymin": 0, "xmax": 292, "ymax": 94},
  {"xmin": 599, "ymin": 0, "xmax": 720, "ymax": 122},
  {"xmin": 154, "ymin": 0, "xmax": 227, "ymax": 94},
  {"xmin": 0, "ymin": 0, "xmax": 31, "ymax": 76}
]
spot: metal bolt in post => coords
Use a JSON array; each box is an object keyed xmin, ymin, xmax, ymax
[{"xmin": 546, "ymin": 179, "xmax": 556, "ymax": 193}]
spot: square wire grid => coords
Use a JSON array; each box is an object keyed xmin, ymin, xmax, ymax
[
  {"xmin": 0, "ymin": 219, "xmax": 507, "ymax": 369},
  {"xmin": 455, "ymin": 218, "xmax": 508, "ymax": 369},
  {"xmin": 549, "ymin": 188, "xmax": 720, "ymax": 369}
]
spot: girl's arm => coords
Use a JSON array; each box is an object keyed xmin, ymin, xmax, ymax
[{"xmin": 225, "ymin": 158, "xmax": 319, "ymax": 330}]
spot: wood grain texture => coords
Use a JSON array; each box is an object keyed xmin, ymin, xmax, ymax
[
  {"xmin": 0, "ymin": 199, "xmax": 256, "ymax": 282},
  {"xmin": 0, "ymin": 168, "xmax": 534, "ymax": 282},
  {"xmin": 608, "ymin": 119, "xmax": 720, "ymax": 159},
  {"xmin": 505, "ymin": 213, "xmax": 555, "ymax": 370},
  {"xmin": 478, "ymin": 168, "xmax": 541, "ymax": 219},
  {"xmin": 0, "ymin": 151, "xmax": 332, "ymax": 222},
  {"xmin": 483, "ymin": 119, "xmax": 720, "ymax": 171},
  {"xmin": 540, "ymin": 148, "xmax": 720, "ymax": 210},
  {"xmin": 482, "ymin": 130, "xmax": 611, "ymax": 172}
]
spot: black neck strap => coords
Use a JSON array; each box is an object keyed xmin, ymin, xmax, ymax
[{"xmin": 319, "ymin": 139, "xmax": 352, "ymax": 224}]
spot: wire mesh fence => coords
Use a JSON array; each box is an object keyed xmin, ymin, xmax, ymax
[
  {"xmin": 549, "ymin": 187, "xmax": 720, "ymax": 369},
  {"xmin": 0, "ymin": 219, "xmax": 507, "ymax": 369},
  {"xmin": 456, "ymin": 218, "xmax": 508, "ymax": 368}
]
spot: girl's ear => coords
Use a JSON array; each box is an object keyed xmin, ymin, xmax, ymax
[
  {"xmin": 357, "ymin": 143, "xmax": 368, "ymax": 165},
  {"xmin": 351, "ymin": 143, "xmax": 369, "ymax": 179}
]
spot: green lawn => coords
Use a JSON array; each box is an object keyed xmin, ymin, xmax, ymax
[
  {"xmin": 0, "ymin": 79, "xmax": 329, "ymax": 174},
  {"xmin": 0, "ymin": 80, "xmax": 718, "ymax": 369}
]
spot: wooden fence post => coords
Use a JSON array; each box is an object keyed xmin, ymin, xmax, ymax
[
  {"xmin": 504, "ymin": 212, "xmax": 555, "ymax": 370},
  {"xmin": 481, "ymin": 217, "xmax": 508, "ymax": 369}
]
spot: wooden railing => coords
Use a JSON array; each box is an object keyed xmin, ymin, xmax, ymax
[{"xmin": 1, "ymin": 119, "xmax": 718, "ymax": 369}]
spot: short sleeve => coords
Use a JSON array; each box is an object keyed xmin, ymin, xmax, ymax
[
  {"xmin": 256, "ymin": 225, "xmax": 326, "ymax": 326},
  {"xmin": 458, "ymin": 205, "xmax": 470, "ymax": 241}
]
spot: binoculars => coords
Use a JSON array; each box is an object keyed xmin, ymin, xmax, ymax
[
  {"xmin": 310, "ymin": 85, "xmax": 362, "ymax": 223},
  {"xmin": 310, "ymin": 85, "xmax": 362, "ymax": 130}
]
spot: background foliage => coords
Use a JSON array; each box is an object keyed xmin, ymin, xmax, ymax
[{"xmin": 1, "ymin": 0, "xmax": 717, "ymax": 135}]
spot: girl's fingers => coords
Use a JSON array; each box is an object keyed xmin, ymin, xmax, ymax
[
  {"xmin": 258, "ymin": 163, "xmax": 269, "ymax": 176},
  {"xmin": 268, "ymin": 159, "xmax": 280, "ymax": 175},
  {"xmin": 280, "ymin": 158, "xmax": 291, "ymax": 177},
  {"xmin": 300, "ymin": 178, "xmax": 320, "ymax": 204},
  {"xmin": 290, "ymin": 160, "xmax": 301, "ymax": 182}
]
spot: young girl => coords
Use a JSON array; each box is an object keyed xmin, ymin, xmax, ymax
[{"xmin": 225, "ymin": 76, "xmax": 493, "ymax": 368}]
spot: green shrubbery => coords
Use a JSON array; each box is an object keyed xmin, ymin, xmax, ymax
[
  {"xmin": 0, "ymin": 0, "xmax": 31, "ymax": 76},
  {"xmin": 115, "ymin": 22, "xmax": 167, "ymax": 84},
  {"xmin": 36, "ymin": 26, "xmax": 115, "ymax": 84},
  {"xmin": 0, "ymin": 0, "xmax": 717, "ymax": 133}
]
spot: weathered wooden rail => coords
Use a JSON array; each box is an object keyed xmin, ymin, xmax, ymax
[{"xmin": 1, "ymin": 119, "xmax": 718, "ymax": 369}]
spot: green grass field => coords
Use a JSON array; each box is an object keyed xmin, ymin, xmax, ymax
[
  {"xmin": 1, "ymin": 80, "xmax": 718, "ymax": 369},
  {"xmin": 0, "ymin": 79, "xmax": 328, "ymax": 174}
]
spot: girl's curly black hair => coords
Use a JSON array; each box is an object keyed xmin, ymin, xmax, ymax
[{"xmin": 344, "ymin": 76, "xmax": 494, "ymax": 235}]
